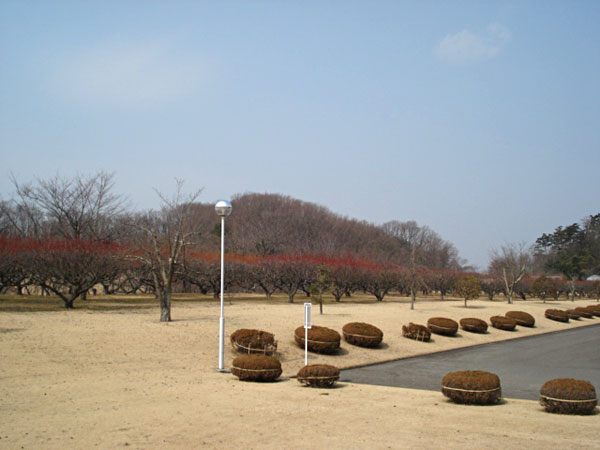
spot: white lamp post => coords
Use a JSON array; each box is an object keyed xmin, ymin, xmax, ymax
[{"xmin": 215, "ymin": 200, "xmax": 232, "ymax": 372}]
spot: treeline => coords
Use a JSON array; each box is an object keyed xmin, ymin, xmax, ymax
[
  {"xmin": 1, "ymin": 239, "xmax": 599, "ymax": 310},
  {"xmin": 2, "ymin": 172, "xmax": 598, "ymax": 314}
]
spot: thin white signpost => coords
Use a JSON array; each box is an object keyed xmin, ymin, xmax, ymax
[{"xmin": 304, "ymin": 302, "xmax": 312, "ymax": 366}]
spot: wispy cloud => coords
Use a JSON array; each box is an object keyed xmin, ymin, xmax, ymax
[
  {"xmin": 52, "ymin": 38, "xmax": 206, "ymax": 107},
  {"xmin": 434, "ymin": 24, "xmax": 512, "ymax": 63}
]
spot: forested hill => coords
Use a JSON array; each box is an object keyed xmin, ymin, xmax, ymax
[
  {"xmin": 0, "ymin": 174, "xmax": 466, "ymax": 271},
  {"xmin": 191, "ymin": 192, "xmax": 466, "ymax": 270}
]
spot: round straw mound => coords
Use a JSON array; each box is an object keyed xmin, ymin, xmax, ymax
[
  {"xmin": 441, "ymin": 370, "xmax": 502, "ymax": 405},
  {"xmin": 427, "ymin": 317, "xmax": 459, "ymax": 336},
  {"xmin": 545, "ymin": 309, "xmax": 570, "ymax": 323},
  {"xmin": 540, "ymin": 378, "xmax": 597, "ymax": 415},
  {"xmin": 584, "ymin": 305, "xmax": 600, "ymax": 317},
  {"xmin": 459, "ymin": 318, "xmax": 488, "ymax": 333},
  {"xmin": 573, "ymin": 307, "xmax": 593, "ymax": 319},
  {"xmin": 230, "ymin": 329, "xmax": 278, "ymax": 355},
  {"xmin": 505, "ymin": 311, "xmax": 535, "ymax": 327},
  {"xmin": 294, "ymin": 325, "xmax": 341, "ymax": 354},
  {"xmin": 566, "ymin": 309, "xmax": 581, "ymax": 320},
  {"xmin": 231, "ymin": 354, "xmax": 282, "ymax": 382},
  {"xmin": 402, "ymin": 322, "xmax": 431, "ymax": 342},
  {"xmin": 297, "ymin": 364, "xmax": 340, "ymax": 388},
  {"xmin": 490, "ymin": 315, "xmax": 517, "ymax": 331},
  {"xmin": 342, "ymin": 322, "xmax": 383, "ymax": 347}
]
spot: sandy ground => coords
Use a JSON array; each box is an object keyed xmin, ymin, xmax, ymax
[{"xmin": 1, "ymin": 296, "xmax": 598, "ymax": 449}]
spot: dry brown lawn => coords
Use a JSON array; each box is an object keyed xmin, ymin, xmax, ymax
[{"xmin": 1, "ymin": 294, "xmax": 598, "ymax": 449}]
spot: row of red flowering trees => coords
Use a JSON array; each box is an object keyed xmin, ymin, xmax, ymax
[{"xmin": 1, "ymin": 237, "xmax": 599, "ymax": 309}]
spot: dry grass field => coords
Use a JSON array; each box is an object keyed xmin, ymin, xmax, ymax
[{"xmin": 1, "ymin": 294, "xmax": 598, "ymax": 449}]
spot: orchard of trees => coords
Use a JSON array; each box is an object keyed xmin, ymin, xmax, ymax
[{"xmin": 1, "ymin": 173, "xmax": 599, "ymax": 320}]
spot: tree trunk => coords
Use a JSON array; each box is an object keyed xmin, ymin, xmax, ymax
[
  {"xmin": 159, "ymin": 291, "xmax": 171, "ymax": 322},
  {"xmin": 319, "ymin": 296, "xmax": 323, "ymax": 315},
  {"xmin": 288, "ymin": 292, "xmax": 295, "ymax": 303},
  {"xmin": 569, "ymin": 280, "xmax": 575, "ymax": 302},
  {"xmin": 464, "ymin": 297, "xmax": 467, "ymax": 308},
  {"xmin": 410, "ymin": 288, "xmax": 415, "ymax": 310}
]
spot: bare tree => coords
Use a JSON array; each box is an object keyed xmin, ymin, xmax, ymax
[
  {"xmin": 488, "ymin": 243, "xmax": 531, "ymax": 304},
  {"xmin": 6, "ymin": 172, "xmax": 125, "ymax": 240},
  {"xmin": 25, "ymin": 239, "xmax": 122, "ymax": 308},
  {"xmin": 129, "ymin": 182, "xmax": 203, "ymax": 322},
  {"xmin": 381, "ymin": 220, "xmax": 463, "ymax": 270},
  {"xmin": 275, "ymin": 257, "xmax": 315, "ymax": 303}
]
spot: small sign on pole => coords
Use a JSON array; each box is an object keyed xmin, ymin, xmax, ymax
[{"xmin": 304, "ymin": 303, "xmax": 312, "ymax": 366}]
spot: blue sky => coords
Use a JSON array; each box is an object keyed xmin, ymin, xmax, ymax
[{"xmin": 1, "ymin": 1, "xmax": 599, "ymax": 269}]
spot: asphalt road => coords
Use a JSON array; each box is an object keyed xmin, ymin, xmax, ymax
[{"xmin": 341, "ymin": 323, "xmax": 600, "ymax": 400}]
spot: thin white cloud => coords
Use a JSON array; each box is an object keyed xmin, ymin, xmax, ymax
[
  {"xmin": 434, "ymin": 23, "xmax": 511, "ymax": 63},
  {"xmin": 52, "ymin": 38, "xmax": 206, "ymax": 107}
]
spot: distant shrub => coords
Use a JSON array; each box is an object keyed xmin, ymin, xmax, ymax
[
  {"xmin": 441, "ymin": 370, "xmax": 502, "ymax": 405},
  {"xmin": 297, "ymin": 364, "xmax": 340, "ymax": 388},
  {"xmin": 455, "ymin": 276, "xmax": 481, "ymax": 307},
  {"xmin": 545, "ymin": 309, "xmax": 569, "ymax": 323},
  {"xmin": 540, "ymin": 378, "xmax": 597, "ymax": 415},
  {"xmin": 566, "ymin": 309, "xmax": 581, "ymax": 320},
  {"xmin": 402, "ymin": 322, "xmax": 431, "ymax": 342},
  {"xmin": 505, "ymin": 311, "xmax": 535, "ymax": 327},
  {"xmin": 294, "ymin": 325, "xmax": 341, "ymax": 354},
  {"xmin": 573, "ymin": 307, "xmax": 593, "ymax": 319},
  {"xmin": 231, "ymin": 354, "xmax": 282, "ymax": 382},
  {"xmin": 427, "ymin": 317, "xmax": 458, "ymax": 336},
  {"xmin": 459, "ymin": 318, "xmax": 488, "ymax": 333},
  {"xmin": 342, "ymin": 322, "xmax": 383, "ymax": 348},
  {"xmin": 490, "ymin": 315, "xmax": 517, "ymax": 331},
  {"xmin": 230, "ymin": 329, "xmax": 278, "ymax": 355}
]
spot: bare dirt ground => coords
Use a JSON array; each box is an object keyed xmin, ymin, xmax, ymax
[{"xmin": 1, "ymin": 295, "xmax": 598, "ymax": 449}]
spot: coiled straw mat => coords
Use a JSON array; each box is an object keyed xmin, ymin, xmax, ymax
[
  {"xmin": 540, "ymin": 378, "xmax": 597, "ymax": 415},
  {"xmin": 441, "ymin": 370, "xmax": 502, "ymax": 405},
  {"xmin": 342, "ymin": 322, "xmax": 383, "ymax": 347},
  {"xmin": 230, "ymin": 329, "xmax": 278, "ymax": 355},
  {"xmin": 297, "ymin": 364, "xmax": 340, "ymax": 388}
]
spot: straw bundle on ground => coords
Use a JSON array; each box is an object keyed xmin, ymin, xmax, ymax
[
  {"xmin": 441, "ymin": 370, "xmax": 502, "ymax": 405},
  {"xmin": 342, "ymin": 322, "xmax": 383, "ymax": 347},
  {"xmin": 540, "ymin": 378, "xmax": 597, "ymax": 415},
  {"xmin": 573, "ymin": 307, "xmax": 593, "ymax": 319},
  {"xmin": 297, "ymin": 364, "xmax": 340, "ymax": 388},
  {"xmin": 230, "ymin": 329, "xmax": 278, "ymax": 355},
  {"xmin": 231, "ymin": 354, "xmax": 282, "ymax": 382},
  {"xmin": 545, "ymin": 309, "xmax": 569, "ymax": 323},
  {"xmin": 585, "ymin": 305, "xmax": 600, "ymax": 317},
  {"xmin": 566, "ymin": 309, "xmax": 581, "ymax": 320},
  {"xmin": 490, "ymin": 315, "xmax": 517, "ymax": 331},
  {"xmin": 402, "ymin": 323, "xmax": 431, "ymax": 342},
  {"xmin": 459, "ymin": 318, "xmax": 488, "ymax": 333},
  {"xmin": 505, "ymin": 311, "xmax": 535, "ymax": 327},
  {"xmin": 294, "ymin": 325, "xmax": 341, "ymax": 354},
  {"xmin": 427, "ymin": 317, "xmax": 459, "ymax": 336}
]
